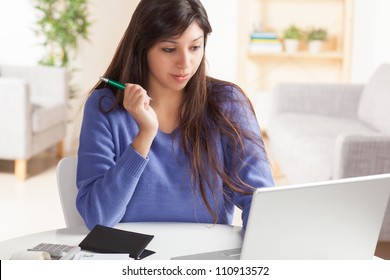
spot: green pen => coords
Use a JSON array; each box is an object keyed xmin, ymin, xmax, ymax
[
  {"xmin": 99, "ymin": 76, "xmax": 126, "ymax": 90},
  {"xmin": 99, "ymin": 76, "xmax": 152, "ymax": 100}
]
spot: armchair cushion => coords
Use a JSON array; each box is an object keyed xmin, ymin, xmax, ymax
[
  {"xmin": 268, "ymin": 113, "xmax": 376, "ymax": 183},
  {"xmin": 32, "ymin": 104, "xmax": 67, "ymax": 133}
]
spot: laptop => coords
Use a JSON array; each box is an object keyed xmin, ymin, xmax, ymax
[{"xmin": 171, "ymin": 173, "xmax": 390, "ymax": 260}]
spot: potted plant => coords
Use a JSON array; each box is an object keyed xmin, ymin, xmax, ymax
[
  {"xmin": 306, "ymin": 28, "xmax": 328, "ymax": 53},
  {"xmin": 34, "ymin": 0, "xmax": 91, "ymax": 98},
  {"xmin": 283, "ymin": 24, "xmax": 302, "ymax": 53}
]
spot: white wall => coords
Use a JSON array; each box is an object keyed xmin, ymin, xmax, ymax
[
  {"xmin": 351, "ymin": 0, "xmax": 390, "ymax": 83},
  {"xmin": 201, "ymin": 0, "xmax": 238, "ymax": 82},
  {"xmin": 75, "ymin": 0, "xmax": 140, "ymax": 96},
  {"xmin": 0, "ymin": 0, "xmax": 42, "ymax": 65}
]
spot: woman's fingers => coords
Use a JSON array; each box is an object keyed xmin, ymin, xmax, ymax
[
  {"xmin": 123, "ymin": 84, "xmax": 147, "ymax": 110},
  {"xmin": 123, "ymin": 83, "xmax": 158, "ymax": 136}
]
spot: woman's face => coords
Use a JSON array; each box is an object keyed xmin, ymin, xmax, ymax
[{"xmin": 147, "ymin": 21, "xmax": 205, "ymax": 94}]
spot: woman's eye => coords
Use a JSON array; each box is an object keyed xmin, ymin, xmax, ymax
[
  {"xmin": 192, "ymin": 45, "xmax": 201, "ymax": 51},
  {"xmin": 162, "ymin": 48, "xmax": 175, "ymax": 53}
]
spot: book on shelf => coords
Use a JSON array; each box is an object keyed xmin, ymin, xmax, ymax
[
  {"xmin": 251, "ymin": 38, "xmax": 281, "ymax": 44},
  {"xmin": 248, "ymin": 31, "xmax": 282, "ymax": 53},
  {"xmin": 250, "ymin": 32, "xmax": 278, "ymax": 40}
]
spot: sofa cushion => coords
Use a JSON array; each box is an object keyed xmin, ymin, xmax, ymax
[
  {"xmin": 267, "ymin": 113, "xmax": 377, "ymax": 183},
  {"xmin": 358, "ymin": 64, "xmax": 390, "ymax": 133},
  {"xmin": 32, "ymin": 104, "xmax": 67, "ymax": 133}
]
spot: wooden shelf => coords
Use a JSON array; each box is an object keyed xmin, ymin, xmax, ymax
[
  {"xmin": 237, "ymin": 0, "xmax": 354, "ymax": 93},
  {"xmin": 248, "ymin": 51, "xmax": 344, "ymax": 60}
]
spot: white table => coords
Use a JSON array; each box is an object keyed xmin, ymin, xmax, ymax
[{"xmin": 0, "ymin": 222, "xmax": 244, "ymax": 260}]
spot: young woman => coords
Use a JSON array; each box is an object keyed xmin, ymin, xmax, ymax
[{"xmin": 76, "ymin": 0, "xmax": 274, "ymax": 230}]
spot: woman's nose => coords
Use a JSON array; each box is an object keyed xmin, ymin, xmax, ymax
[{"xmin": 176, "ymin": 50, "xmax": 190, "ymax": 69}]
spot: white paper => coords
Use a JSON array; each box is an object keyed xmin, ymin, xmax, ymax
[{"xmin": 73, "ymin": 252, "xmax": 133, "ymax": 260}]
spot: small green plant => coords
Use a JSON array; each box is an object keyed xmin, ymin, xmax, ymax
[
  {"xmin": 34, "ymin": 0, "xmax": 92, "ymax": 100},
  {"xmin": 283, "ymin": 25, "xmax": 302, "ymax": 40},
  {"xmin": 306, "ymin": 28, "xmax": 328, "ymax": 41},
  {"xmin": 34, "ymin": 0, "xmax": 91, "ymax": 67}
]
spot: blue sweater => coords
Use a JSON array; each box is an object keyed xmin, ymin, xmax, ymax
[{"xmin": 76, "ymin": 84, "xmax": 274, "ymax": 230}]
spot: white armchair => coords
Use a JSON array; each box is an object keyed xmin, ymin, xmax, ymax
[{"xmin": 0, "ymin": 64, "xmax": 68, "ymax": 180}]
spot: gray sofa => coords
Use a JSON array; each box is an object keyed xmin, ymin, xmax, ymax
[
  {"xmin": 267, "ymin": 63, "xmax": 390, "ymax": 241},
  {"xmin": 0, "ymin": 64, "xmax": 68, "ymax": 180}
]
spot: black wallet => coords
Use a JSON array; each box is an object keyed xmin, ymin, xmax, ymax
[{"xmin": 78, "ymin": 224, "xmax": 154, "ymax": 259}]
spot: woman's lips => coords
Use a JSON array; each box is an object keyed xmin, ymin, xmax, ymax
[{"xmin": 171, "ymin": 73, "xmax": 190, "ymax": 82}]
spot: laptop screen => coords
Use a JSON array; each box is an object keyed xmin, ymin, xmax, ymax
[{"xmin": 241, "ymin": 174, "xmax": 390, "ymax": 259}]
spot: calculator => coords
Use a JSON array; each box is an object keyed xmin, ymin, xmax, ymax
[{"xmin": 28, "ymin": 243, "xmax": 81, "ymax": 260}]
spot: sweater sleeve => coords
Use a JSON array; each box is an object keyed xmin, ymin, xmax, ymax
[
  {"xmin": 76, "ymin": 90, "xmax": 148, "ymax": 229},
  {"xmin": 222, "ymin": 86, "xmax": 275, "ymax": 228}
]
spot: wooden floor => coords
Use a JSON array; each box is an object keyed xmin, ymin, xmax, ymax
[{"xmin": 375, "ymin": 242, "xmax": 390, "ymax": 260}]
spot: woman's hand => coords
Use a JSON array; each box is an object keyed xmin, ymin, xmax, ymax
[{"xmin": 123, "ymin": 83, "xmax": 158, "ymax": 157}]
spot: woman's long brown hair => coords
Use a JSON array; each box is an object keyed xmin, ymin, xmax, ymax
[{"xmin": 91, "ymin": 0, "xmax": 268, "ymax": 223}]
